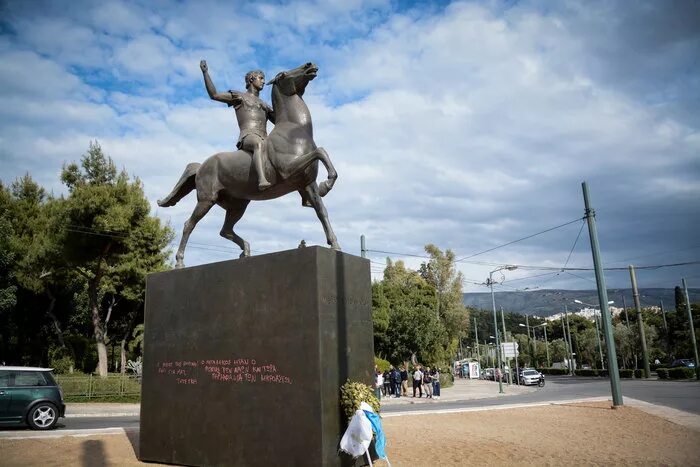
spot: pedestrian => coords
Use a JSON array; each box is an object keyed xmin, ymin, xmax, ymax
[
  {"xmin": 423, "ymin": 366, "xmax": 433, "ymax": 399},
  {"xmin": 382, "ymin": 369, "xmax": 391, "ymax": 396},
  {"xmin": 392, "ymin": 366, "xmax": 402, "ymax": 397},
  {"xmin": 374, "ymin": 369, "xmax": 383, "ymax": 401},
  {"xmin": 432, "ymin": 368, "xmax": 441, "ymax": 400},
  {"xmin": 400, "ymin": 365, "xmax": 409, "ymax": 396},
  {"xmin": 412, "ymin": 365, "xmax": 423, "ymax": 397}
]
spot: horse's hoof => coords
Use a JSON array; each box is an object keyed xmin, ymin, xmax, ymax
[
  {"xmin": 331, "ymin": 243, "xmax": 341, "ymax": 251},
  {"xmin": 319, "ymin": 181, "xmax": 331, "ymax": 197},
  {"xmin": 258, "ymin": 181, "xmax": 272, "ymax": 191},
  {"xmin": 175, "ymin": 261, "xmax": 185, "ymax": 269}
]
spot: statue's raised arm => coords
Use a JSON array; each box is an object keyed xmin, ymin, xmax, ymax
[{"xmin": 200, "ymin": 60, "xmax": 240, "ymax": 106}]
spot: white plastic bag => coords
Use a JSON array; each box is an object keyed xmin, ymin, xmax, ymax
[{"xmin": 339, "ymin": 409, "xmax": 373, "ymax": 457}]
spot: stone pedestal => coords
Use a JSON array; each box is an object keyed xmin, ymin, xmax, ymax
[{"xmin": 139, "ymin": 247, "xmax": 374, "ymax": 467}]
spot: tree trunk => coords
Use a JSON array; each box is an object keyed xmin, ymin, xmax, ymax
[
  {"xmin": 96, "ymin": 340, "xmax": 109, "ymax": 377},
  {"xmin": 120, "ymin": 310, "xmax": 138, "ymax": 374},
  {"xmin": 45, "ymin": 288, "xmax": 76, "ymax": 372}
]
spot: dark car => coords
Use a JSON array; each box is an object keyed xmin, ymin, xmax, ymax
[
  {"xmin": 670, "ymin": 359, "xmax": 695, "ymax": 369},
  {"xmin": 0, "ymin": 366, "xmax": 66, "ymax": 430}
]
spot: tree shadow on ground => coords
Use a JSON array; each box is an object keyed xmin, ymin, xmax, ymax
[{"xmin": 81, "ymin": 439, "xmax": 107, "ymax": 466}]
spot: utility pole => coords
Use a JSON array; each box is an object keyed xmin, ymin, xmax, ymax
[
  {"xmin": 561, "ymin": 314, "xmax": 571, "ymax": 374},
  {"xmin": 621, "ymin": 293, "xmax": 631, "ymax": 329},
  {"xmin": 489, "ymin": 271, "xmax": 505, "ymax": 394},
  {"xmin": 525, "ymin": 314, "xmax": 532, "ymax": 366},
  {"xmin": 583, "ymin": 181, "xmax": 622, "ymax": 406},
  {"xmin": 543, "ymin": 323, "xmax": 550, "ymax": 367},
  {"xmin": 660, "ymin": 300, "xmax": 668, "ymax": 333},
  {"xmin": 565, "ymin": 305, "xmax": 575, "ymax": 374},
  {"xmin": 474, "ymin": 317, "xmax": 481, "ymax": 367},
  {"xmin": 629, "ymin": 265, "xmax": 650, "ymax": 378},
  {"xmin": 500, "ymin": 307, "xmax": 512, "ymax": 385},
  {"xmin": 594, "ymin": 312, "xmax": 605, "ymax": 370},
  {"xmin": 360, "ymin": 235, "xmax": 366, "ymax": 258},
  {"xmin": 682, "ymin": 278, "xmax": 699, "ymax": 380}
]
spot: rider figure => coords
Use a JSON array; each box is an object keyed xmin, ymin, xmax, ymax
[{"xmin": 200, "ymin": 60, "xmax": 275, "ymax": 191}]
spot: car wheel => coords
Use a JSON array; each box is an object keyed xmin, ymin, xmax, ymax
[{"xmin": 27, "ymin": 402, "xmax": 58, "ymax": 430}]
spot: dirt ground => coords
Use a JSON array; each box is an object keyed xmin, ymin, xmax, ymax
[{"xmin": 2, "ymin": 402, "xmax": 699, "ymax": 466}]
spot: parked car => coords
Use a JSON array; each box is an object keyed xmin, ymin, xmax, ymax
[
  {"xmin": 0, "ymin": 366, "xmax": 65, "ymax": 430},
  {"xmin": 482, "ymin": 368, "xmax": 495, "ymax": 380},
  {"xmin": 519, "ymin": 369, "xmax": 544, "ymax": 386},
  {"xmin": 670, "ymin": 359, "xmax": 695, "ymax": 369}
]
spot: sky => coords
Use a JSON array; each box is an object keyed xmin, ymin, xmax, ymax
[{"xmin": 1, "ymin": 0, "xmax": 699, "ymax": 295}]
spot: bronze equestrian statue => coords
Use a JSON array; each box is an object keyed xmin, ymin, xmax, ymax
[{"xmin": 158, "ymin": 62, "xmax": 340, "ymax": 268}]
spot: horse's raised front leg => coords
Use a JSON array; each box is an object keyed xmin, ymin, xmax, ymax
[
  {"xmin": 219, "ymin": 199, "xmax": 251, "ymax": 258},
  {"xmin": 304, "ymin": 182, "xmax": 340, "ymax": 250},
  {"xmin": 176, "ymin": 199, "xmax": 215, "ymax": 268},
  {"xmin": 281, "ymin": 147, "xmax": 338, "ymax": 197}
]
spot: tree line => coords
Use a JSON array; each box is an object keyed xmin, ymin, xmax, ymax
[
  {"xmin": 0, "ymin": 142, "xmax": 173, "ymax": 376},
  {"xmin": 371, "ymin": 250, "xmax": 699, "ymax": 371}
]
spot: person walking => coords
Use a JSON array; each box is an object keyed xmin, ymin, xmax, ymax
[{"xmin": 412, "ymin": 366, "xmax": 423, "ymax": 398}]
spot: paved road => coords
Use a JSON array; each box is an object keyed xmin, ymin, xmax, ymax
[
  {"xmin": 1, "ymin": 376, "xmax": 697, "ymax": 433},
  {"xmin": 383, "ymin": 376, "xmax": 700, "ymax": 414}
]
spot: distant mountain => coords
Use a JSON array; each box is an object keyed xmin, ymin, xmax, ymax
[{"xmin": 462, "ymin": 288, "xmax": 700, "ymax": 316}]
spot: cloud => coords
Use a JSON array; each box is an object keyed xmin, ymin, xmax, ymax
[{"xmin": 0, "ymin": 0, "xmax": 698, "ymax": 294}]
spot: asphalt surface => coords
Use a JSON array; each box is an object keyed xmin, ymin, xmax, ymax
[
  {"xmin": 1, "ymin": 376, "xmax": 697, "ymax": 433},
  {"xmin": 382, "ymin": 375, "xmax": 700, "ymax": 414}
]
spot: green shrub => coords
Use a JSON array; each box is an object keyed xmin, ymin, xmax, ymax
[
  {"xmin": 656, "ymin": 368, "xmax": 669, "ymax": 379},
  {"xmin": 634, "ymin": 369, "xmax": 644, "ymax": 378},
  {"xmin": 340, "ymin": 380, "xmax": 380, "ymax": 421},
  {"xmin": 599, "ymin": 369, "xmax": 609, "ymax": 377},
  {"xmin": 50, "ymin": 355, "xmax": 76, "ymax": 374},
  {"xmin": 374, "ymin": 356, "xmax": 391, "ymax": 373},
  {"xmin": 668, "ymin": 367, "xmax": 696, "ymax": 379},
  {"xmin": 537, "ymin": 368, "xmax": 568, "ymax": 375},
  {"xmin": 575, "ymin": 369, "xmax": 599, "ymax": 377},
  {"xmin": 439, "ymin": 369, "xmax": 453, "ymax": 388},
  {"xmin": 619, "ymin": 369, "xmax": 634, "ymax": 378}
]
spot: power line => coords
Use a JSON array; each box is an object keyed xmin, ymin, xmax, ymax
[
  {"xmin": 454, "ymin": 217, "xmax": 584, "ymax": 263},
  {"xmin": 366, "ymin": 249, "xmax": 430, "ymax": 259},
  {"xmin": 606, "ymin": 244, "xmax": 700, "ymax": 265}
]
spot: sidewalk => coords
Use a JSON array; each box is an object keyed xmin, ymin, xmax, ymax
[
  {"xmin": 64, "ymin": 378, "xmax": 534, "ymax": 416},
  {"xmin": 379, "ymin": 377, "xmax": 536, "ymax": 406},
  {"xmin": 65, "ymin": 402, "xmax": 140, "ymax": 417}
]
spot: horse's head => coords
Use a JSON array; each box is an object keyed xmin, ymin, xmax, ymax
[{"xmin": 268, "ymin": 62, "xmax": 318, "ymax": 97}]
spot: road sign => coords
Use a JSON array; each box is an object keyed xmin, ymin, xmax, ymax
[{"xmin": 502, "ymin": 342, "xmax": 518, "ymax": 358}]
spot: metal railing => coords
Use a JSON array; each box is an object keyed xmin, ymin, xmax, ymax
[{"xmin": 55, "ymin": 374, "xmax": 141, "ymax": 399}]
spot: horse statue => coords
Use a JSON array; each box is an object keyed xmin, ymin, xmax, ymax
[{"xmin": 157, "ymin": 62, "xmax": 340, "ymax": 268}]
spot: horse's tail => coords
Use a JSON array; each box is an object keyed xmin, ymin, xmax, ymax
[{"xmin": 157, "ymin": 162, "xmax": 201, "ymax": 207}]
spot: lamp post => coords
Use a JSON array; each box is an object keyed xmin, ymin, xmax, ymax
[
  {"xmin": 533, "ymin": 323, "xmax": 550, "ymax": 367},
  {"xmin": 574, "ymin": 299, "xmax": 613, "ymax": 371},
  {"xmin": 488, "ymin": 265, "xmax": 517, "ymax": 394}
]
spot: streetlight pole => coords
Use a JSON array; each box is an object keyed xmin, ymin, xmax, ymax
[
  {"xmin": 594, "ymin": 313, "xmax": 605, "ymax": 370},
  {"xmin": 500, "ymin": 307, "xmax": 512, "ymax": 385},
  {"xmin": 682, "ymin": 278, "xmax": 699, "ymax": 380},
  {"xmin": 474, "ymin": 317, "xmax": 480, "ymax": 367},
  {"xmin": 574, "ymin": 299, "xmax": 613, "ymax": 371},
  {"xmin": 629, "ymin": 265, "xmax": 650, "ymax": 378},
  {"xmin": 540, "ymin": 323, "xmax": 550, "ymax": 367},
  {"xmin": 490, "ymin": 271, "xmax": 505, "ymax": 394},
  {"xmin": 564, "ymin": 305, "xmax": 574, "ymax": 374},
  {"xmin": 488, "ymin": 265, "xmax": 516, "ymax": 394},
  {"xmin": 583, "ymin": 181, "xmax": 623, "ymax": 406},
  {"xmin": 525, "ymin": 314, "xmax": 533, "ymax": 366},
  {"xmin": 561, "ymin": 315, "xmax": 570, "ymax": 374}
]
